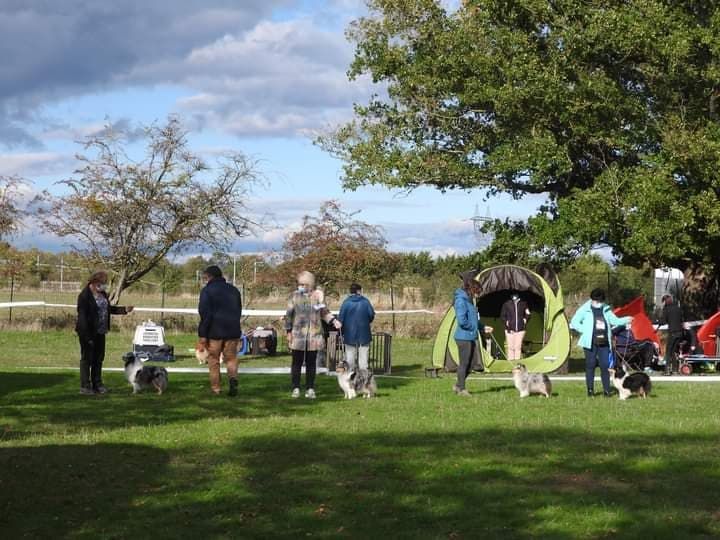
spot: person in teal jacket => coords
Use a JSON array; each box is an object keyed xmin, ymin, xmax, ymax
[
  {"xmin": 570, "ymin": 288, "xmax": 633, "ymax": 397},
  {"xmin": 453, "ymin": 270, "xmax": 492, "ymax": 396}
]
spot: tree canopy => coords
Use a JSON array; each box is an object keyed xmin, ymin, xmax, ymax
[
  {"xmin": 0, "ymin": 176, "xmax": 26, "ymax": 240},
  {"xmin": 38, "ymin": 118, "xmax": 261, "ymax": 301},
  {"xmin": 279, "ymin": 200, "xmax": 399, "ymax": 292},
  {"xmin": 319, "ymin": 0, "xmax": 720, "ymax": 310}
]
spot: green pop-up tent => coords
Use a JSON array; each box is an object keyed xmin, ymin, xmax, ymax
[{"xmin": 431, "ymin": 264, "xmax": 570, "ymax": 373}]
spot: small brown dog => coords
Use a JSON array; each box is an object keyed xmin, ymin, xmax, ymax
[{"xmin": 195, "ymin": 343, "xmax": 223, "ymax": 365}]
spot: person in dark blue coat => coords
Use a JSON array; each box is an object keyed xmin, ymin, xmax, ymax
[
  {"xmin": 198, "ymin": 265, "xmax": 242, "ymax": 396},
  {"xmin": 453, "ymin": 270, "xmax": 492, "ymax": 397},
  {"xmin": 338, "ymin": 283, "xmax": 375, "ymax": 370}
]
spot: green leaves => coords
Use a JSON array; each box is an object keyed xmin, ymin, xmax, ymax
[{"xmin": 320, "ymin": 0, "xmax": 720, "ymax": 307}]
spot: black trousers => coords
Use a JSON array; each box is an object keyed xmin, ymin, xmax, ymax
[
  {"xmin": 291, "ymin": 349, "xmax": 317, "ymax": 390},
  {"xmin": 664, "ymin": 333, "xmax": 683, "ymax": 373},
  {"xmin": 79, "ymin": 333, "xmax": 106, "ymax": 390},
  {"xmin": 455, "ymin": 339, "xmax": 477, "ymax": 390}
]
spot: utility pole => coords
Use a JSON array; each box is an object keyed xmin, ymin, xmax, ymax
[
  {"xmin": 59, "ymin": 256, "xmax": 64, "ymax": 292},
  {"xmin": 471, "ymin": 204, "xmax": 493, "ymax": 249}
]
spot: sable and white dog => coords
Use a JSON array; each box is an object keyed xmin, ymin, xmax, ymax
[
  {"xmin": 511, "ymin": 363, "xmax": 552, "ymax": 398},
  {"xmin": 195, "ymin": 342, "xmax": 223, "ymax": 365},
  {"xmin": 609, "ymin": 363, "xmax": 652, "ymax": 400},
  {"xmin": 336, "ymin": 360, "xmax": 377, "ymax": 399},
  {"xmin": 123, "ymin": 353, "xmax": 169, "ymax": 395}
]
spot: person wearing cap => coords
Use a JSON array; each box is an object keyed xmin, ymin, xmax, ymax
[
  {"xmin": 338, "ymin": 283, "xmax": 375, "ymax": 371},
  {"xmin": 570, "ymin": 288, "xmax": 632, "ymax": 397},
  {"xmin": 656, "ymin": 294, "xmax": 684, "ymax": 374},
  {"xmin": 198, "ymin": 265, "xmax": 243, "ymax": 396},
  {"xmin": 500, "ymin": 291, "xmax": 531, "ymax": 361},
  {"xmin": 453, "ymin": 270, "xmax": 492, "ymax": 396},
  {"xmin": 285, "ymin": 271, "xmax": 342, "ymax": 399},
  {"xmin": 76, "ymin": 270, "xmax": 134, "ymax": 395}
]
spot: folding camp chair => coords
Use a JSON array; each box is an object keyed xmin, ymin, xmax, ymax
[{"xmin": 612, "ymin": 327, "xmax": 659, "ymax": 371}]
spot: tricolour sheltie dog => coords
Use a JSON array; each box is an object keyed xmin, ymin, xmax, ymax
[
  {"xmin": 511, "ymin": 363, "xmax": 552, "ymax": 398},
  {"xmin": 609, "ymin": 363, "xmax": 652, "ymax": 400},
  {"xmin": 336, "ymin": 360, "xmax": 377, "ymax": 399},
  {"xmin": 123, "ymin": 353, "xmax": 169, "ymax": 395}
]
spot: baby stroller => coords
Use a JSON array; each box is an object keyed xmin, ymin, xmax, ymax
[
  {"xmin": 674, "ymin": 326, "xmax": 701, "ymax": 375},
  {"xmin": 613, "ymin": 326, "xmax": 660, "ymax": 371}
]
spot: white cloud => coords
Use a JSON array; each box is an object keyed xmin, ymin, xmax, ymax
[
  {"xmin": 380, "ymin": 219, "xmax": 478, "ymax": 254},
  {"xmin": 1, "ymin": 152, "xmax": 73, "ymax": 177},
  {"xmin": 170, "ymin": 17, "xmax": 371, "ymax": 138},
  {"xmin": 0, "ymin": 1, "xmax": 299, "ymax": 146}
]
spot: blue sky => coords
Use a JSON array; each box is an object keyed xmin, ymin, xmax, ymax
[{"xmin": 1, "ymin": 0, "xmax": 543, "ymax": 257}]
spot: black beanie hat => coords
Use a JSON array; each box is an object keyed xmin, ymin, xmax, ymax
[{"xmin": 204, "ymin": 265, "xmax": 223, "ymax": 279}]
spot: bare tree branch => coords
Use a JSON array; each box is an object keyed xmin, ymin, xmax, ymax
[{"xmin": 37, "ymin": 117, "xmax": 263, "ymax": 302}]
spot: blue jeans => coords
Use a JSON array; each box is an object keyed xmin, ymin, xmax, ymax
[{"xmin": 584, "ymin": 345, "xmax": 610, "ymax": 393}]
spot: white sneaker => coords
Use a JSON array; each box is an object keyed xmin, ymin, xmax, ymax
[
  {"xmin": 291, "ymin": 388, "xmax": 300, "ymax": 398},
  {"xmin": 305, "ymin": 388, "xmax": 316, "ymax": 399}
]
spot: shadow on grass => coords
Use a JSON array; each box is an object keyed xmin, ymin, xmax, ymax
[
  {"xmin": 471, "ymin": 383, "xmax": 516, "ymax": 395},
  {"xmin": 0, "ymin": 371, "xmax": 71, "ymax": 399},
  {"xmin": 0, "ymin": 442, "xmax": 169, "ymax": 539},
  {"xmin": 5, "ymin": 428, "xmax": 719, "ymax": 538},
  {"xmin": 388, "ymin": 362, "xmax": 424, "ymax": 375},
  {"xmin": 0, "ymin": 371, "xmax": 414, "ymax": 439},
  {"xmin": 174, "ymin": 429, "xmax": 720, "ymax": 539}
]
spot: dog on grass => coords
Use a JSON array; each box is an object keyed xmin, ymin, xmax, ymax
[
  {"xmin": 123, "ymin": 353, "xmax": 169, "ymax": 395},
  {"xmin": 195, "ymin": 342, "xmax": 223, "ymax": 365},
  {"xmin": 609, "ymin": 363, "xmax": 652, "ymax": 400},
  {"xmin": 511, "ymin": 363, "xmax": 552, "ymax": 398},
  {"xmin": 336, "ymin": 360, "xmax": 377, "ymax": 399}
]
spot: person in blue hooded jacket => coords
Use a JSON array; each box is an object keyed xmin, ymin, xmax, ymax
[
  {"xmin": 453, "ymin": 271, "xmax": 492, "ymax": 397},
  {"xmin": 338, "ymin": 283, "xmax": 375, "ymax": 370},
  {"xmin": 570, "ymin": 288, "xmax": 632, "ymax": 397}
]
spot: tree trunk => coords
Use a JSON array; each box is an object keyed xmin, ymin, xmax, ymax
[
  {"xmin": 110, "ymin": 268, "xmax": 127, "ymax": 304},
  {"xmin": 682, "ymin": 264, "xmax": 720, "ymax": 319}
]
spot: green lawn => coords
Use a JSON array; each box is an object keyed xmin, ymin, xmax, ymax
[{"xmin": 2, "ymin": 330, "xmax": 720, "ymax": 539}]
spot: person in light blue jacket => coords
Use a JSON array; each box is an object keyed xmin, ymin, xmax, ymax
[
  {"xmin": 570, "ymin": 288, "xmax": 633, "ymax": 397},
  {"xmin": 453, "ymin": 270, "xmax": 492, "ymax": 396}
]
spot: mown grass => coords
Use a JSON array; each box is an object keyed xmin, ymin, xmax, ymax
[
  {"xmin": 2, "ymin": 330, "xmax": 720, "ymax": 539},
  {"xmin": 0, "ymin": 330, "xmax": 436, "ymax": 373}
]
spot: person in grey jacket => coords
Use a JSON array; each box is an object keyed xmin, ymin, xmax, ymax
[
  {"xmin": 285, "ymin": 271, "xmax": 341, "ymax": 399},
  {"xmin": 453, "ymin": 270, "xmax": 492, "ymax": 396},
  {"xmin": 338, "ymin": 283, "xmax": 375, "ymax": 370}
]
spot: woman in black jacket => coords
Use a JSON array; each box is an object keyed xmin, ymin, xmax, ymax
[
  {"xmin": 500, "ymin": 291, "xmax": 531, "ymax": 361},
  {"xmin": 76, "ymin": 271, "xmax": 133, "ymax": 395}
]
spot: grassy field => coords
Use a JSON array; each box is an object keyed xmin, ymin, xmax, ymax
[{"xmin": 2, "ymin": 330, "xmax": 720, "ymax": 539}]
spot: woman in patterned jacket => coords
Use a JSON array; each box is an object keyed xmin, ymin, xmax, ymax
[{"xmin": 285, "ymin": 271, "xmax": 341, "ymax": 399}]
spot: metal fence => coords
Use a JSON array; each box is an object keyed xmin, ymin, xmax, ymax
[{"xmin": 325, "ymin": 331, "xmax": 393, "ymax": 374}]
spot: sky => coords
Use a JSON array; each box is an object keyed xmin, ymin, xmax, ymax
[{"xmin": 0, "ymin": 0, "xmax": 544, "ymax": 258}]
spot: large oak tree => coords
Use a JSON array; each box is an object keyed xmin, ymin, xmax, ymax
[{"xmin": 320, "ymin": 0, "xmax": 720, "ymax": 313}]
